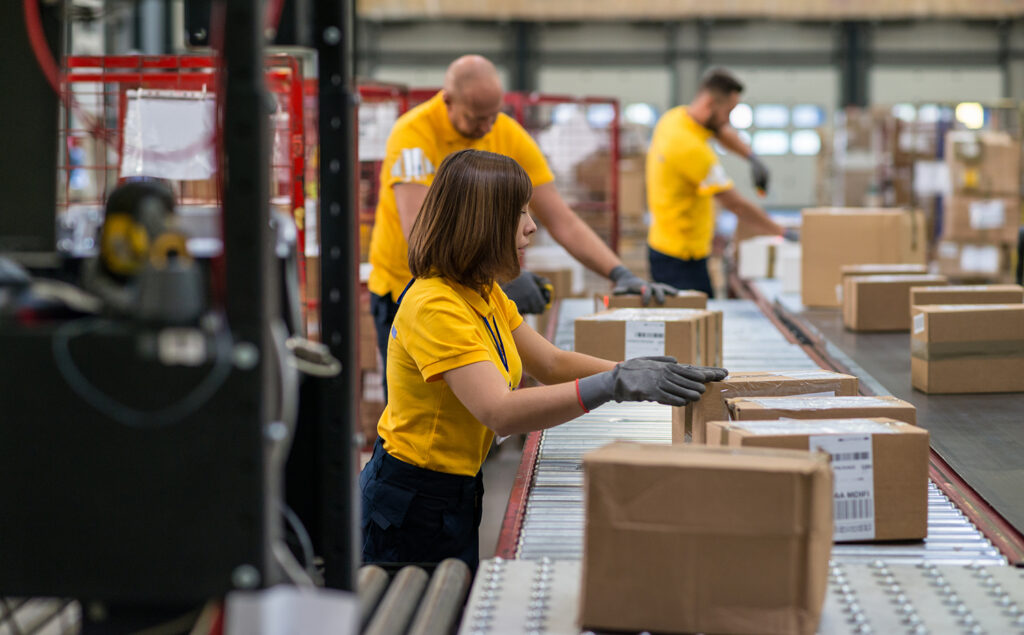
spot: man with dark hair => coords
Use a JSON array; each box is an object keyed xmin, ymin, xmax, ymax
[{"xmin": 645, "ymin": 67, "xmax": 787, "ymax": 296}]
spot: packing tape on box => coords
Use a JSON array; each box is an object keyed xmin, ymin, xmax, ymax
[
  {"xmin": 915, "ymin": 337, "xmax": 1024, "ymax": 360},
  {"xmin": 911, "ymin": 339, "xmax": 1024, "ymax": 361}
]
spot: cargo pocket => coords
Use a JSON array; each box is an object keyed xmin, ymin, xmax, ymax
[{"xmin": 362, "ymin": 480, "xmax": 416, "ymax": 563}]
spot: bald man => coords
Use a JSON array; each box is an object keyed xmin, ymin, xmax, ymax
[{"xmin": 366, "ymin": 55, "xmax": 675, "ymax": 396}]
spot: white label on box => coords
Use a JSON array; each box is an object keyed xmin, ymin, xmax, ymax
[
  {"xmin": 913, "ymin": 161, "xmax": 950, "ymax": 196},
  {"xmin": 960, "ymin": 245, "xmax": 1000, "ymax": 274},
  {"xmin": 809, "ymin": 434, "xmax": 876, "ymax": 541},
  {"xmin": 968, "ymin": 199, "xmax": 1006, "ymax": 230},
  {"xmin": 913, "ymin": 313, "xmax": 925, "ymax": 334},
  {"xmin": 938, "ymin": 242, "xmax": 959, "ymax": 259},
  {"xmin": 624, "ymin": 321, "xmax": 665, "ymax": 359}
]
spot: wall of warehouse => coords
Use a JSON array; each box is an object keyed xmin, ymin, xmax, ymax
[{"xmin": 358, "ymin": 19, "xmax": 1022, "ymax": 207}]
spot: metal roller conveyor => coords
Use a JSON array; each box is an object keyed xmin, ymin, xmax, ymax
[
  {"xmin": 459, "ymin": 558, "xmax": 1024, "ymax": 635},
  {"xmin": 515, "ymin": 299, "xmax": 1007, "ymax": 564}
]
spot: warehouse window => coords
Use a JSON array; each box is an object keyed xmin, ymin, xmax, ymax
[
  {"xmin": 791, "ymin": 105, "xmax": 824, "ymax": 128},
  {"xmin": 791, "ymin": 130, "xmax": 821, "ymax": 156},
  {"xmin": 753, "ymin": 104, "xmax": 788, "ymax": 128},
  {"xmin": 729, "ymin": 103, "xmax": 753, "ymax": 129},
  {"xmin": 623, "ymin": 103, "xmax": 657, "ymax": 126},
  {"xmin": 752, "ymin": 130, "xmax": 789, "ymax": 155},
  {"xmin": 955, "ymin": 102, "xmax": 984, "ymax": 130},
  {"xmin": 893, "ymin": 103, "xmax": 916, "ymax": 122}
]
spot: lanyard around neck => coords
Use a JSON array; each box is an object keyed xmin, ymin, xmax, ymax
[{"xmin": 481, "ymin": 315, "xmax": 509, "ymax": 374}]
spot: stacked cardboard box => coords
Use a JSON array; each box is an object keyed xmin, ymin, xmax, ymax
[
  {"xmin": 675, "ymin": 370, "xmax": 859, "ymax": 444},
  {"xmin": 706, "ymin": 418, "xmax": 929, "ymax": 542},
  {"xmin": 725, "ymin": 395, "xmax": 917, "ymax": 426},
  {"xmin": 842, "ymin": 274, "xmax": 947, "ymax": 332},
  {"xmin": 575, "ymin": 308, "xmax": 722, "ymax": 366},
  {"xmin": 941, "ymin": 131, "xmax": 1021, "ymax": 282},
  {"xmin": 580, "ymin": 443, "xmax": 832, "ymax": 635},
  {"xmin": 737, "ymin": 235, "xmax": 782, "ymax": 279},
  {"xmin": 801, "ymin": 208, "xmax": 927, "ymax": 308},
  {"xmin": 594, "ymin": 289, "xmax": 707, "ymax": 312},
  {"xmin": 910, "ymin": 284, "xmax": 1024, "ymax": 309},
  {"xmin": 911, "ymin": 304, "xmax": 1024, "ymax": 394},
  {"xmin": 836, "ymin": 263, "xmax": 929, "ymax": 305},
  {"xmin": 776, "ymin": 242, "xmax": 802, "ymax": 294}
]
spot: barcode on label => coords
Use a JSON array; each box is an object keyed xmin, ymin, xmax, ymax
[
  {"xmin": 833, "ymin": 451, "xmax": 870, "ymax": 462},
  {"xmin": 835, "ymin": 498, "xmax": 874, "ymax": 521}
]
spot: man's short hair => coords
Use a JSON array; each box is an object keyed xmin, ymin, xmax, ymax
[{"xmin": 699, "ymin": 68, "xmax": 744, "ymax": 97}]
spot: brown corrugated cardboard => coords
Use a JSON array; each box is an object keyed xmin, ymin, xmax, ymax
[
  {"xmin": 675, "ymin": 370, "xmax": 859, "ymax": 444},
  {"xmin": 801, "ymin": 208, "xmax": 927, "ymax": 308},
  {"xmin": 835, "ymin": 263, "xmax": 929, "ymax": 305},
  {"xmin": 946, "ymin": 130, "xmax": 1021, "ymax": 196},
  {"xmin": 910, "ymin": 284, "xmax": 1024, "ymax": 309},
  {"xmin": 530, "ymin": 268, "xmax": 574, "ymax": 339},
  {"xmin": 706, "ymin": 418, "xmax": 929, "ymax": 542},
  {"xmin": 843, "ymin": 274, "xmax": 947, "ymax": 332},
  {"xmin": 942, "ymin": 195, "xmax": 1021, "ymax": 243},
  {"xmin": 936, "ymin": 240, "xmax": 1015, "ymax": 282},
  {"xmin": 595, "ymin": 290, "xmax": 707, "ymax": 311},
  {"xmin": 911, "ymin": 304, "xmax": 1024, "ymax": 394},
  {"xmin": 726, "ymin": 395, "xmax": 917, "ymax": 426},
  {"xmin": 574, "ymin": 308, "xmax": 706, "ymax": 364},
  {"xmin": 580, "ymin": 443, "xmax": 832, "ymax": 635}
]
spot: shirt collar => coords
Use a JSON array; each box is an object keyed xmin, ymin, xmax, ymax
[
  {"xmin": 427, "ymin": 91, "xmax": 470, "ymax": 144},
  {"xmin": 448, "ymin": 279, "xmax": 496, "ymax": 318},
  {"xmin": 681, "ymin": 108, "xmax": 715, "ymax": 141}
]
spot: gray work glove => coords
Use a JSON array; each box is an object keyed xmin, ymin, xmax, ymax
[
  {"xmin": 749, "ymin": 153, "xmax": 770, "ymax": 193},
  {"xmin": 782, "ymin": 228, "xmax": 800, "ymax": 243},
  {"xmin": 609, "ymin": 265, "xmax": 678, "ymax": 306},
  {"xmin": 502, "ymin": 271, "xmax": 552, "ymax": 315},
  {"xmin": 577, "ymin": 356, "xmax": 729, "ymax": 410}
]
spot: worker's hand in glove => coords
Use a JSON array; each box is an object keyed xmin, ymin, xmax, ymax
[
  {"xmin": 749, "ymin": 153, "xmax": 770, "ymax": 194},
  {"xmin": 502, "ymin": 271, "xmax": 552, "ymax": 315},
  {"xmin": 577, "ymin": 356, "xmax": 729, "ymax": 410},
  {"xmin": 609, "ymin": 265, "xmax": 678, "ymax": 306},
  {"xmin": 782, "ymin": 228, "xmax": 800, "ymax": 243}
]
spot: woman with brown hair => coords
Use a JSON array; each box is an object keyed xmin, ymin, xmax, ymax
[{"xmin": 358, "ymin": 149, "xmax": 727, "ymax": 570}]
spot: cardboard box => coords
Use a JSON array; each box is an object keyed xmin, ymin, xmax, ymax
[
  {"xmin": 726, "ymin": 395, "xmax": 917, "ymax": 427},
  {"xmin": 936, "ymin": 240, "xmax": 1015, "ymax": 282},
  {"xmin": 737, "ymin": 235, "xmax": 782, "ymax": 279},
  {"xmin": 706, "ymin": 418, "xmax": 929, "ymax": 542},
  {"xmin": 801, "ymin": 208, "xmax": 927, "ymax": 308},
  {"xmin": 530, "ymin": 267, "xmax": 574, "ymax": 338},
  {"xmin": 843, "ymin": 274, "xmax": 947, "ymax": 332},
  {"xmin": 575, "ymin": 308, "xmax": 713, "ymax": 365},
  {"xmin": 942, "ymin": 195, "xmax": 1021, "ymax": 243},
  {"xmin": 580, "ymin": 443, "xmax": 832, "ymax": 635},
  {"xmin": 911, "ymin": 304, "xmax": 1024, "ymax": 394},
  {"xmin": 946, "ymin": 130, "xmax": 1021, "ymax": 196},
  {"xmin": 676, "ymin": 370, "xmax": 859, "ymax": 444},
  {"xmin": 910, "ymin": 284, "xmax": 1024, "ymax": 309},
  {"xmin": 595, "ymin": 289, "xmax": 707, "ymax": 311},
  {"xmin": 836, "ymin": 263, "xmax": 930, "ymax": 304},
  {"xmin": 358, "ymin": 288, "xmax": 378, "ymax": 371},
  {"xmin": 776, "ymin": 242, "xmax": 802, "ymax": 294},
  {"xmin": 618, "ymin": 156, "xmax": 646, "ymax": 218}
]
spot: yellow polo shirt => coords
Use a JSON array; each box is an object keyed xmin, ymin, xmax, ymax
[
  {"xmin": 646, "ymin": 107, "xmax": 734, "ymax": 260},
  {"xmin": 378, "ymin": 277, "xmax": 524, "ymax": 476},
  {"xmin": 367, "ymin": 92, "xmax": 555, "ymax": 301}
]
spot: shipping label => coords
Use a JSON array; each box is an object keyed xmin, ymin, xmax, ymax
[
  {"xmin": 968, "ymin": 199, "xmax": 1006, "ymax": 230},
  {"xmin": 624, "ymin": 321, "xmax": 665, "ymax": 359},
  {"xmin": 913, "ymin": 313, "xmax": 925, "ymax": 334},
  {"xmin": 809, "ymin": 434, "xmax": 875, "ymax": 541}
]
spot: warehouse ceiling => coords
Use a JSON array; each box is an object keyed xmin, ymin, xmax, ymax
[{"xmin": 357, "ymin": 0, "xmax": 1024, "ymax": 20}]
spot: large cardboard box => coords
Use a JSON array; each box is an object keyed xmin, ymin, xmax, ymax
[
  {"xmin": 595, "ymin": 289, "xmax": 707, "ymax": 311},
  {"xmin": 910, "ymin": 284, "xmax": 1024, "ymax": 309},
  {"xmin": 676, "ymin": 370, "xmax": 859, "ymax": 444},
  {"xmin": 726, "ymin": 395, "xmax": 917, "ymax": 426},
  {"xmin": 836, "ymin": 263, "xmax": 930, "ymax": 304},
  {"xmin": 737, "ymin": 235, "xmax": 781, "ymax": 279},
  {"xmin": 936, "ymin": 240, "xmax": 1015, "ymax": 282},
  {"xmin": 574, "ymin": 308, "xmax": 716, "ymax": 365},
  {"xmin": 843, "ymin": 274, "xmax": 947, "ymax": 332},
  {"xmin": 942, "ymin": 195, "xmax": 1021, "ymax": 243},
  {"xmin": 911, "ymin": 304, "xmax": 1024, "ymax": 394},
  {"xmin": 706, "ymin": 418, "xmax": 929, "ymax": 542},
  {"xmin": 946, "ymin": 130, "xmax": 1021, "ymax": 196},
  {"xmin": 801, "ymin": 208, "xmax": 927, "ymax": 308},
  {"xmin": 776, "ymin": 242, "xmax": 802, "ymax": 294},
  {"xmin": 580, "ymin": 443, "xmax": 832, "ymax": 635}
]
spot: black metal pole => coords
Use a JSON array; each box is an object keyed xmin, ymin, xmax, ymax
[
  {"xmin": 220, "ymin": 0, "xmax": 280, "ymax": 583},
  {"xmin": 314, "ymin": 0, "xmax": 359, "ymax": 591}
]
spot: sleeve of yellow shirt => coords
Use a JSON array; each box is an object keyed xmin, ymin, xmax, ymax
[
  {"xmin": 399, "ymin": 295, "xmax": 492, "ymax": 383},
  {"xmin": 382, "ymin": 122, "xmax": 441, "ymax": 191},
  {"xmin": 506, "ymin": 120, "xmax": 555, "ymax": 187},
  {"xmin": 694, "ymin": 154, "xmax": 734, "ymax": 197}
]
